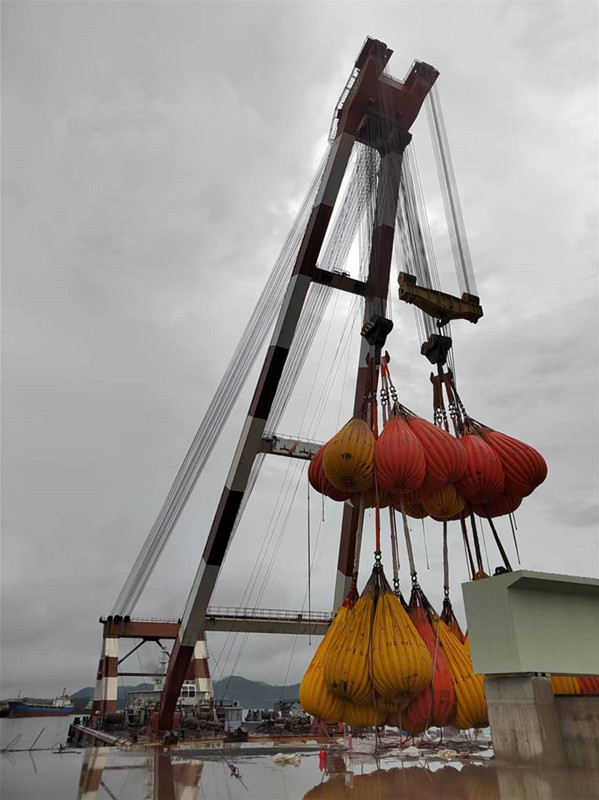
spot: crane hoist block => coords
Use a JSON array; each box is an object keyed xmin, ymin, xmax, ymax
[
  {"xmin": 361, "ymin": 315, "xmax": 394, "ymax": 347},
  {"xmin": 421, "ymin": 334, "xmax": 453, "ymax": 366}
]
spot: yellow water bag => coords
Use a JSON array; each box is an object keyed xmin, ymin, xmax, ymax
[
  {"xmin": 422, "ymin": 483, "xmax": 465, "ymax": 519},
  {"xmin": 322, "ymin": 418, "xmax": 376, "ymax": 493},
  {"xmin": 299, "ymin": 655, "xmax": 345, "ymax": 722},
  {"xmin": 343, "ymin": 699, "xmax": 387, "ymax": 728},
  {"xmin": 551, "ymin": 676, "xmax": 581, "ymax": 695},
  {"xmin": 324, "ymin": 594, "xmax": 373, "ymax": 704},
  {"xmin": 299, "ymin": 606, "xmax": 349, "ymax": 722},
  {"xmin": 437, "ymin": 617, "xmax": 488, "ymax": 730},
  {"xmin": 371, "ymin": 577, "xmax": 433, "ymax": 707},
  {"xmin": 438, "ymin": 619, "xmax": 487, "ymax": 729}
]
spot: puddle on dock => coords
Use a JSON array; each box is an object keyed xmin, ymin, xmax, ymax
[{"xmin": 2, "ymin": 742, "xmax": 599, "ymax": 800}]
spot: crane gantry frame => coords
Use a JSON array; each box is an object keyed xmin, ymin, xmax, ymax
[
  {"xmin": 157, "ymin": 38, "xmax": 439, "ymax": 729},
  {"xmin": 91, "ymin": 37, "xmax": 442, "ymax": 732}
]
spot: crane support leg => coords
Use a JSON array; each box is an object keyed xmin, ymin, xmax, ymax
[
  {"xmin": 79, "ymin": 748, "xmax": 110, "ymax": 798},
  {"xmin": 158, "ymin": 130, "xmax": 357, "ymax": 730},
  {"xmin": 90, "ymin": 634, "xmax": 119, "ymax": 722},
  {"xmin": 153, "ymin": 40, "xmax": 438, "ymax": 730},
  {"xmin": 334, "ymin": 144, "xmax": 406, "ymax": 609}
]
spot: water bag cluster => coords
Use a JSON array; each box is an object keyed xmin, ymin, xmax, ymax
[{"xmin": 308, "ymin": 403, "xmax": 546, "ymax": 523}]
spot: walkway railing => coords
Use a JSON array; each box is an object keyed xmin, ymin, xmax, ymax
[
  {"xmin": 100, "ymin": 608, "xmax": 332, "ymax": 625},
  {"xmin": 206, "ymin": 606, "xmax": 333, "ymax": 622}
]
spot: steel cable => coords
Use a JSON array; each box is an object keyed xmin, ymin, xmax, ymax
[{"xmin": 113, "ymin": 145, "xmax": 333, "ymax": 615}]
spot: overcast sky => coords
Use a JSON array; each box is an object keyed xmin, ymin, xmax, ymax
[{"xmin": 2, "ymin": 0, "xmax": 598, "ymax": 699}]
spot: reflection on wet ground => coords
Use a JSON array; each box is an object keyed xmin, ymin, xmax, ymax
[
  {"xmin": 304, "ymin": 761, "xmax": 599, "ymax": 800},
  {"xmin": 1, "ymin": 744, "xmax": 598, "ymax": 799}
]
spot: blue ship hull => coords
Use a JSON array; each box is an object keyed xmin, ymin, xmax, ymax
[{"xmin": 8, "ymin": 700, "xmax": 75, "ymax": 717}]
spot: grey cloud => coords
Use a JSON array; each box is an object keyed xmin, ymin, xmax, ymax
[
  {"xmin": 2, "ymin": 1, "xmax": 598, "ymax": 698},
  {"xmin": 546, "ymin": 502, "xmax": 599, "ymax": 529}
]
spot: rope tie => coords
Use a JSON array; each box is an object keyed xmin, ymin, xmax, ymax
[
  {"xmin": 400, "ymin": 505, "xmax": 418, "ymax": 586},
  {"xmin": 442, "ymin": 521, "xmax": 450, "ymax": 595},
  {"xmin": 352, "ymin": 497, "xmax": 366, "ymax": 581}
]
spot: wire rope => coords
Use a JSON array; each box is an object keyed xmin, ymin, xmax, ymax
[
  {"xmin": 426, "ymin": 85, "xmax": 477, "ymax": 297},
  {"xmin": 254, "ymin": 466, "xmax": 306, "ymax": 610},
  {"xmin": 220, "ymin": 145, "xmax": 379, "ymax": 661},
  {"xmin": 210, "ymin": 146, "xmax": 382, "ymax": 673},
  {"xmin": 225, "ymin": 466, "xmax": 304, "ymax": 680},
  {"xmin": 112, "ymin": 145, "xmax": 333, "ymax": 615},
  {"xmin": 125, "ymin": 136, "xmax": 373, "ymax": 614},
  {"xmin": 307, "ymin": 481, "xmax": 311, "ymax": 644},
  {"xmin": 279, "ymin": 625, "xmax": 302, "ymax": 699},
  {"xmin": 213, "ymin": 458, "xmax": 299, "ymax": 671}
]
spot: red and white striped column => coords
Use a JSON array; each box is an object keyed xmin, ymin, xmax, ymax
[
  {"xmin": 90, "ymin": 634, "xmax": 119, "ymax": 721},
  {"xmin": 77, "ymin": 747, "xmax": 110, "ymax": 800},
  {"xmin": 172, "ymin": 761, "xmax": 205, "ymax": 800},
  {"xmin": 186, "ymin": 635, "xmax": 214, "ymax": 701}
]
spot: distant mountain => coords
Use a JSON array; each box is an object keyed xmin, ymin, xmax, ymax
[
  {"xmin": 70, "ymin": 683, "xmax": 153, "ymax": 711},
  {"xmin": 67, "ymin": 676, "xmax": 300, "ymax": 711},
  {"xmin": 212, "ymin": 676, "xmax": 301, "ymax": 708},
  {"xmin": 70, "ymin": 686, "xmax": 96, "ymax": 701}
]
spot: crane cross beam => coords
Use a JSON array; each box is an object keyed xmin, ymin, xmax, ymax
[{"xmin": 260, "ymin": 436, "xmax": 324, "ymax": 460}]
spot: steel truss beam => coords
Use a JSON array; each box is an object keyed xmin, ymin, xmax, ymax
[
  {"xmin": 205, "ymin": 617, "xmax": 330, "ymax": 636},
  {"xmin": 99, "ymin": 610, "xmax": 331, "ymax": 639},
  {"xmin": 260, "ymin": 435, "xmax": 324, "ymax": 460}
]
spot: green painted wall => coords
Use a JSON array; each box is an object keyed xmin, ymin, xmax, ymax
[{"xmin": 462, "ymin": 570, "xmax": 599, "ymax": 675}]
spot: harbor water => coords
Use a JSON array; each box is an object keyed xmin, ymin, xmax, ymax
[
  {"xmin": 1, "ymin": 717, "xmax": 599, "ymax": 800},
  {"xmin": 0, "ymin": 714, "xmax": 78, "ymax": 752}
]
